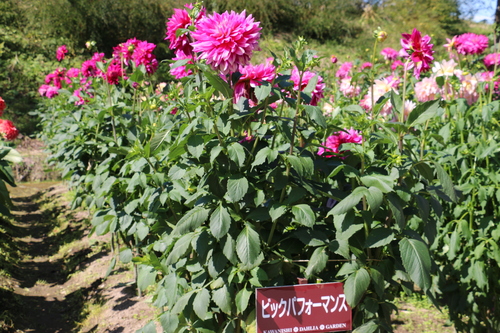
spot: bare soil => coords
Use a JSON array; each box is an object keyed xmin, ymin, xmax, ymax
[{"xmin": 0, "ymin": 182, "xmax": 159, "ymax": 333}]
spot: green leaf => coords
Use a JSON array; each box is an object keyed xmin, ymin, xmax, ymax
[
  {"xmin": 213, "ymin": 285, "xmax": 232, "ymax": 314},
  {"xmin": 254, "ymin": 84, "xmax": 272, "ymax": 102},
  {"xmin": 228, "ymin": 142, "xmax": 246, "ymax": 167},
  {"xmin": 360, "ymin": 174, "xmax": 394, "ymax": 193},
  {"xmin": 105, "ymin": 257, "xmax": 116, "ymax": 278},
  {"xmin": 344, "ymin": 267, "xmax": 370, "ymax": 307},
  {"xmin": 236, "ymin": 287, "xmax": 252, "ymax": 314},
  {"xmin": 226, "ymin": 175, "xmax": 249, "ymax": 203},
  {"xmin": 210, "ymin": 204, "xmax": 231, "ymax": 239},
  {"xmin": 370, "ymin": 268, "xmax": 385, "ymax": 299},
  {"xmin": 137, "ymin": 265, "xmax": 157, "ymax": 291},
  {"xmin": 407, "ymin": 100, "xmax": 441, "ymax": 126},
  {"xmin": 353, "ymin": 319, "xmax": 378, "ymax": 333},
  {"xmin": 119, "ymin": 248, "xmax": 133, "ymax": 263},
  {"xmin": 303, "ymin": 105, "xmax": 327, "ymax": 128},
  {"xmin": 137, "ymin": 321, "xmax": 158, "ymax": 333},
  {"xmin": 187, "ymin": 134, "xmax": 204, "ymax": 159},
  {"xmin": 159, "ymin": 312, "xmax": 179, "ymax": 333},
  {"xmin": 387, "ymin": 193, "xmax": 405, "ymax": 229},
  {"xmin": 173, "ymin": 206, "xmax": 210, "ymax": 235},
  {"xmin": 288, "ymin": 155, "xmax": 313, "ymax": 178},
  {"xmin": 472, "ymin": 260, "xmax": 487, "ymax": 290},
  {"xmin": 399, "ymin": 238, "xmax": 431, "ymax": 292},
  {"xmin": 365, "ymin": 228, "xmax": 394, "ymax": 248},
  {"xmin": 171, "ymin": 290, "xmax": 195, "ymax": 314},
  {"xmin": 236, "ymin": 224, "xmax": 261, "ymax": 268},
  {"xmin": 193, "ymin": 288, "xmax": 211, "ymax": 319},
  {"xmin": 291, "ymin": 204, "xmax": 316, "ymax": 227},
  {"xmin": 305, "ymin": 246, "xmax": 328, "ymax": 278},
  {"xmin": 328, "ymin": 187, "xmax": 368, "ymax": 216},
  {"xmin": 251, "ymin": 147, "xmax": 271, "ymax": 167},
  {"xmin": 269, "ymin": 203, "xmax": 287, "ymax": 221},
  {"xmin": 204, "ymin": 71, "xmax": 233, "ymax": 98},
  {"xmin": 433, "ymin": 162, "xmax": 458, "ymax": 203},
  {"xmin": 166, "ymin": 233, "xmax": 195, "ymax": 265},
  {"xmin": 366, "ymin": 186, "xmax": 383, "ymax": 214}
]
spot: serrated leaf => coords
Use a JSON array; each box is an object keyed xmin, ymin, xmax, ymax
[
  {"xmin": 226, "ymin": 175, "xmax": 249, "ymax": 203},
  {"xmin": 166, "ymin": 233, "xmax": 195, "ymax": 265},
  {"xmin": 365, "ymin": 228, "xmax": 394, "ymax": 248},
  {"xmin": 305, "ymin": 246, "xmax": 328, "ymax": 278},
  {"xmin": 433, "ymin": 162, "xmax": 458, "ymax": 203},
  {"xmin": 228, "ymin": 142, "xmax": 246, "ymax": 167},
  {"xmin": 210, "ymin": 204, "xmax": 231, "ymax": 239},
  {"xmin": 173, "ymin": 206, "xmax": 210, "ymax": 235},
  {"xmin": 236, "ymin": 287, "xmax": 252, "ymax": 314},
  {"xmin": 328, "ymin": 187, "xmax": 368, "ymax": 216},
  {"xmin": 213, "ymin": 285, "xmax": 232, "ymax": 314},
  {"xmin": 187, "ymin": 134, "xmax": 204, "ymax": 159},
  {"xmin": 119, "ymin": 248, "xmax": 133, "ymax": 263},
  {"xmin": 291, "ymin": 204, "xmax": 316, "ymax": 227},
  {"xmin": 399, "ymin": 238, "xmax": 431, "ymax": 292},
  {"xmin": 159, "ymin": 312, "xmax": 179, "ymax": 333},
  {"xmin": 236, "ymin": 225, "xmax": 261, "ymax": 268},
  {"xmin": 193, "ymin": 288, "xmax": 211, "ymax": 319},
  {"xmin": 344, "ymin": 267, "xmax": 370, "ymax": 307}
]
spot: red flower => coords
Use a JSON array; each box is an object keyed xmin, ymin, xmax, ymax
[
  {"xmin": 0, "ymin": 119, "xmax": 19, "ymax": 141},
  {"xmin": 400, "ymin": 28, "xmax": 434, "ymax": 79},
  {"xmin": 0, "ymin": 97, "xmax": 5, "ymax": 116}
]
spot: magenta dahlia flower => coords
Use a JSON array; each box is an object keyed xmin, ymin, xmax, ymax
[
  {"xmin": 455, "ymin": 33, "xmax": 489, "ymax": 55},
  {"xmin": 484, "ymin": 53, "xmax": 500, "ymax": 70},
  {"xmin": 400, "ymin": 28, "xmax": 434, "ymax": 79},
  {"xmin": 290, "ymin": 67, "xmax": 325, "ymax": 106},
  {"xmin": 318, "ymin": 128, "xmax": 362, "ymax": 157},
  {"xmin": 165, "ymin": 4, "xmax": 205, "ymax": 56},
  {"xmin": 234, "ymin": 62, "xmax": 276, "ymax": 103},
  {"xmin": 191, "ymin": 10, "xmax": 261, "ymax": 75},
  {"xmin": 132, "ymin": 40, "xmax": 158, "ymax": 74},
  {"xmin": 106, "ymin": 59, "xmax": 124, "ymax": 85},
  {"xmin": 56, "ymin": 45, "xmax": 68, "ymax": 62},
  {"xmin": 113, "ymin": 38, "xmax": 140, "ymax": 66}
]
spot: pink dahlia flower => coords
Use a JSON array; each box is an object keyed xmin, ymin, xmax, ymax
[
  {"xmin": 455, "ymin": 33, "xmax": 489, "ymax": 55},
  {"xmin": 335, "ymin": 62, "xmax": 353, "ymax": 79},
  {"xmin": 56, "ymin": 45, "xmax": 68, "ymax": 62},
  {"xmin": 360, "ymin": 76, "xmax": 399, "ymax": 115},
  {"xmin": 391, "ymin": 60, "xmax": 404, "ymax": 71},
  {"xmin": 106, "ymin": 59, "xmax": 124, "ymax": 85},
  {"xmin": 170, "ymin": 50, "xmax": 195, "ymax": 79},
  {"xmin": 414, "ymin": 77, "xmax": 440, "ymax": 102},
  {"xmin": 234, "ymin": 62, "xmax": 276, "ymax": 103},
  {"xmin": 165, "ymin": 4, "xmax": 205, "ymax": 56},
  {"xmin": 0, "ymin": 119, "xmax": 19, "ymax": 141},
  {"xmin": 132, "ymin": 40, "xmax": 158, "ymax": 74},
  {"xmin": 45, "ymin": 68, "xmax": 70, "ymax": 89},
  {"xmin": 318, "ymin": 128, "xmax": 362, "ymax": 157},
  {"xmin": 290, "ymin": 67, "xmax": 325, "ymax": 106},
  {"xmin": 484, "ymin": 53, "xmax": 500, "ymax": 70},
  {"xmin": 113, "ymin": 38, "xmax": 140, "ymax": 66},
  {"xmin": 381, "ymin": 47, "xmax": 399, "ymax": 61},
  {"xmin": 191, "ymin": 10, "xmax": 261, "ymax": 75},
  {"xmin": 400, "ymin": 28, "xmax": 434, "ymax": 79},
  {"xmin": 361, "ymin": 62, "xmax": 373, "ymax": 70},
  {"xmin": 458, "ymin": 73, "xmax": 480, "ymax": 105},
  {"xmin": 66, "ymin": 67, "xmax": 81, "ymax": 78}
]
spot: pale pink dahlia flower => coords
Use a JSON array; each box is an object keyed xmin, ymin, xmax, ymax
[
  {"xmin": 455, "ymin": 33, "xmax": 489, "ymax": 55},
  {"xmin": 165, "ymin": 4, "xmax": 205, "ymax": 56},
  {"xmin": 432, "ymin": 59, "xmax": 458, "ymax": 77},
  {"xmin": 458, "ymin": 73, "xmax": 480, "ymax": 105},
  {"xmin": 191, "ymin": 10, "xmax": 261, "ymax": 75},
  {"xmin": 360, "ymin": 76, "xmax": 399, "ymax": 116},
  {"xmin": 290, "ymin": 67, "xmax": 325, "ymax": 106},
  {"xmin": 56, "ymin": 45, "xmax": 68, "ymax": 62},
  {"xmin": 339, "ymin": 77, "xmax": 360, "ymax": 98},
  {"xmin": 414, "ymin": 77, "xmax": 440, "ymax": 102},
  {"xmin": 400, "ymin": 28, "xmax": 434, "ymax": 79},
  {"xmin": 318, "ymin": 128, "xmax": 362, "ymax": 157},
  {"xmin": 234, "ymin": 62, "xmax": 276, "ymax": 103},
  {"xmin": 381, "ymin": 47, "xmax": 399, "ymax": 61}
]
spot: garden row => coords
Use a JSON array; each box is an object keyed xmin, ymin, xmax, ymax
[{"xmin": 35, "ymin": 4, "xmax": 500, "ymax": 332}]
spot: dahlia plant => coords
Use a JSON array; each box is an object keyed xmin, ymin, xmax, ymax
[{"xmin": 35, "ymin": 5, "xmax": 500, "ymax": 332}]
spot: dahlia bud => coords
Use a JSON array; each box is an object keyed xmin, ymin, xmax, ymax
[
  {"xmin": 373, "ymin": 27, "xmax": 387, "ymax": 42},
  {"xmin": 330, "ymin": 55, "xmax": 338, "ymax": 64}
]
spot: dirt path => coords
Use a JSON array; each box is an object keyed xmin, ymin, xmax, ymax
[
  {"xmin": 8, "ymin": 182, "xmax": 80, "ymax": 332},
  {"xmin": 1, "ymin": 182, "xmax": 160, "ymax": 333}
]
